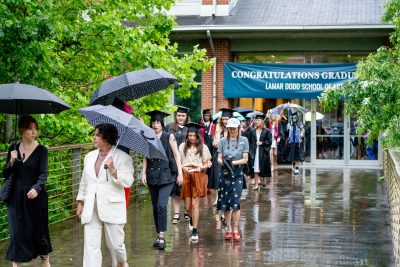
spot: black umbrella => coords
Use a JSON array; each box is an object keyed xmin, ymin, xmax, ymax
[
  {"xmin": 0, "ymin": 83, "xmax": 70, "ymax": 160},
  {"xmin": 89, "ymin": 68, "xmax": 179, "ymax": 107},
  {"xmin": 79, "ymin": 105, "xmax": 167, "ymax": 161},
  {"xmin": 233, "ymin": 106, "xmax": 253, "ymax": 114}
]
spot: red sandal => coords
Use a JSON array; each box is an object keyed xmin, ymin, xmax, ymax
[
  {"xmin": 224, "ymin": 231, "xmax": 232, "ymax": 240},
  {"xmin": 233, "ymin": 232, "xmax": 241, "ymax": 242}
]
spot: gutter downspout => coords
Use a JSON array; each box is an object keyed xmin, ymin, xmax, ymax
[
  {"xmin": 207, "ymin": 30, "xmax": 217, "ymax": 115},
  {"xmin": 212, "ymin": 0, "xmax": 216, "ymax": 16}
]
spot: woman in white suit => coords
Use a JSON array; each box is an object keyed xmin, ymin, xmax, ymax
[{"xmin": 76, "ymin": 123, "xmax": 134, "ymax": 267}]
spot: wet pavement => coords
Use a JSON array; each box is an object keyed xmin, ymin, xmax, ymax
[{"xmin": 0, "ymin": 167, "xmax": 394, "ymax": 266}]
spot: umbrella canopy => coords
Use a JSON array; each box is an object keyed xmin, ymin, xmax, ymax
[
  {"xmin": 0, "ymin": 83, "xmax": 70, "ymax": 115},
  {"xmin": 233, "ymin": 106, "xmax": 253, "ymax": 118},
  {"xmin": 246, "ymin": 111, "xmax": 263, "ymax": 119},
  {"xmin": 79, "ymin": 105, "xmax": 167, "ymax": 160},
  {"xmin": 89, "ymin": 68, "xmax": 179, "ymax": 106},
  {"xmin": 212, "ymin": 111, "xmax": 245, "ymax": 121},
  {"xmin": 304, "ymin": 111, "xmax": 324, "ymax": 121},
  {"xmin": 0, "ymin": 83, "xmax": 70, "ymax": 161},
  {"xmin": 272, "ymin": 102, "xmax": 308, "ymax": 115}
]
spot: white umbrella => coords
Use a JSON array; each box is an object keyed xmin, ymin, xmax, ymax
[{"xmin": 304, "ymin": 111, "xmax": 324, "ymax": 121}]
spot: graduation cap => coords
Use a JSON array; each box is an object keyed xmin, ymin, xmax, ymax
[
  {"xmin": 183, "ymin": 122, "xmax": 203, "ymax": 134},
  {"xmin": 255, "ymin": 114, "xmax": 265, "ymax": 120},
  {"xmin": 220, "ymin": 108, "xmax": 234, "ymax": 118},
  {"xmin": 176, "ymin": 105, "xmax": 190, "ymax": 114},
  {"xmin": 145, "ymin": 110, "xmax": 170, "ymax": 122},
  {"xmin": 202, "ymin": 109, "xmax": 211, "ymax": 115}
]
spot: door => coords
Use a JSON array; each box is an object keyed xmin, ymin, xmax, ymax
[{"xmin": 345, "ymin": 114, "xmax": 382, "ymax": 166}]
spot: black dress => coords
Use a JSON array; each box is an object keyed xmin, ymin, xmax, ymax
[
  {"xmin": 248, "ymin": 128, "xmax": 273, "ymax": 178},
  {"xmin": 164, "ymin": 123, "xmax": 187, "ymax": 196},
  {"xmin": 207, "ymin": 131, "xmax": 224, "ymax": 190},
  {"xmin": 2, "ymin": 144, "xmax": 52, "ymax": 262}
]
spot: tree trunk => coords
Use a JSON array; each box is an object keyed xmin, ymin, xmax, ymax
[{"xmin": 5, "ymin": 114, "xmax": 13, "ymax": 144}]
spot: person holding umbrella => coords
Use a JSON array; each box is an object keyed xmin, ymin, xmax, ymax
[
  {"xmin": 285, "ymin": 112, "xmax": 304, "ymax": 175},
  {"xmin": 179, "ymin": 123, "xmax": 212, "ymax": 242},
  {"xmin": 141, "ymin": 110, "xmax": 183, "ymax": 250},
  {"xmin": 76, "ymin": 123, "xmax": 134, "ymax": 267},
  {"xmin": 2, "ymin": 114, "xmax": 52, "ymax": 267},
  {"xmin": 164, "ymin": 105, "xmax": 191, "ymax": 223}
]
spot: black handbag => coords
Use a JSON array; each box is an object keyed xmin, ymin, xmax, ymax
[
  {"xmin": 222, "ymin": 156, "xmax": 234, "ymax": 173},
  {"xmin": 0, "ymin": 172, "xmax": 14, "ymax": 202}
]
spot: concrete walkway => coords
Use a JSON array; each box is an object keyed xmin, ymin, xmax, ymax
[{"xmin": 0, "ymin": 168, "xmax": 394, "ymax": 266}]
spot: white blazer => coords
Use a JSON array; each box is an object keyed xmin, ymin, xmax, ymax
[{"xmin": 77, "ymin": 147, "xmax": 134, "ymax": 224}]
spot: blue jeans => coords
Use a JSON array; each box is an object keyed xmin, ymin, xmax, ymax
[{"xmin": 148, "ymin": 182, "xmax": 174, "ymax": 233}]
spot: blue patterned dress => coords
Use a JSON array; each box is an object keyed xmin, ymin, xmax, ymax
[{"xmin": 217, "ymin": 136, "xmax": 249, "ymax": 211}]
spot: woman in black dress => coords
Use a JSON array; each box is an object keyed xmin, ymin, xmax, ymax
[
  {"xmin": 2, "ymin": 115, "xmax": 52, "ymax": 267},
  {"xmin": 142, "ymin": 110, "xmax": 183, "ymax": 249},
  {"xmin": 164, "ymin": 105, "xmax": 190, "ymax": 223}
]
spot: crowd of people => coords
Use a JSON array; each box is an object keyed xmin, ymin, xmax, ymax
[{"xmin": 1, "ymin": 106, "xmax": 308, "ymax": 266}]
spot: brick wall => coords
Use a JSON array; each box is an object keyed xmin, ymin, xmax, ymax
[
  {"xmin": 202, "ymin": 0, "xmax": 230, "ymax": 5},
  {"xmin": 201, "ymin": 38, "xmax": 233, "ymax": 113}
]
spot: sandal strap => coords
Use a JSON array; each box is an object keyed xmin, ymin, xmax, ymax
[{"xmin": 40, "ymin": 255, "xmax": 49, "ymax": 261}]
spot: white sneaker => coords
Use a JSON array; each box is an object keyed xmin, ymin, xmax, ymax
[
  {"xmin": 294, "ymin": 169, "xmax": 299, "ymax": 175},
  {"xmin": 191, "ymin": 232, "xmax": 199, "ymax": 241},
  {"xmin": 189, "ymin": 218, "xmax": 193, "ymax": 230}
]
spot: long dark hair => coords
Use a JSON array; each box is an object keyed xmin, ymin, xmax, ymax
[{"xmin": 183, "ymin": 132, "xmax": 203, "ymax": 158}]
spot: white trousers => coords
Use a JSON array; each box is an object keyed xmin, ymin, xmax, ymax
[{"xmin": 83, "ymin": 206, "xmax": 126, "ymax": 267}]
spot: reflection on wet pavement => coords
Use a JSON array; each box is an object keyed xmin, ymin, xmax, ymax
[{"xmin": 0, "ymin": 168, "xmax": 394, "ymax": 266}]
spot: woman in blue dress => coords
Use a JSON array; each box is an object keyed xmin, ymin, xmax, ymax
[{"xmin": 217, "ymin": 118, "xmax": 249, "ymax": 242}]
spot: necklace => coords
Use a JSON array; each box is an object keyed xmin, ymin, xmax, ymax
[{"xmin": 98, "ymin": 153, "xmax": 108, "ymax": 159}]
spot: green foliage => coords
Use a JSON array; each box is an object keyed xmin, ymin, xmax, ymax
[
  {"xmin": 0, "ymin": 0, "xmax": 214, "ymax": 148},
  {"xmin": 319, "ymin": 0, "xmax": 400, "ymax": 147}
]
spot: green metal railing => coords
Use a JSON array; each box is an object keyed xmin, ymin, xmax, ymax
[{"xmin": 0, "ymin": 144, "xmax": 141, "ymax": 240}]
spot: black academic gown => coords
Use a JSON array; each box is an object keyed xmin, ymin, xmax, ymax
[{"xmin": 248, "ymin": 128, "xmax": 273, "ymax": 178}]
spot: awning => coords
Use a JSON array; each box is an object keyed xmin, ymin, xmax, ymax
[{"xmin": 223, "ymin": 62, "xmax": 357, "ymax": 99}]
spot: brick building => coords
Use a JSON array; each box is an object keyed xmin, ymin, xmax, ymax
[{"xmin": 167, "ymin": 0, "xmax": 391, "ymax": 166}]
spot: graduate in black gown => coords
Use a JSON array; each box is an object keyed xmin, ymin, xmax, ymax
[
  {"xmin": 164, "ymin": 105, "xmax": 191, "ymax": 223},
  {"xmin": 2, "ymin": 115, "xmax": 52, "ymax": 267}
]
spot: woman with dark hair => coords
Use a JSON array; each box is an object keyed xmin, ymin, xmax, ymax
[
  {"xmin": 76, "ymin": 123, "xmax": 134, "ymax": 267},
  {"xmin": 217, "ymin": 118, "xmax": 249, "ymax": 242},
  {"xmin": 141, "ymin": 110, "xmax": 183, "ymax": 250},
  {"xmin": 249, "ymin": 114, "xmax": 272, "ymax": 189},
  {"xmin": 179, "ymin": 123, "xmax": 211, "ymax": 242},
  {"xmin": 164, "ymin": 106, "xmax": 191, "ymax": 223},
  {"xmin": 2, "ymin": 114, "xmax": 52, "ymax": 267}
]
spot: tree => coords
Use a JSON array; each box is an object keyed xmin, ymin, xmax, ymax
[
  {"xmin": 319, "ymin": 0, "xmax": 400, "ymax": 147},
  {"xmin": 0, "ymin": 0, "xmax": 214, "ymax": 148}
]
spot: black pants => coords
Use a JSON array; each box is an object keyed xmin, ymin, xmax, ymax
[{"xmin": 148, "ymin": 182, "xmax": 174, "ymax": 233}]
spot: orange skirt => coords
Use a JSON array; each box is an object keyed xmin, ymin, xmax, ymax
[{"xmin": 181, "ymin": 166, "xmax": 206, "ymax": 199}]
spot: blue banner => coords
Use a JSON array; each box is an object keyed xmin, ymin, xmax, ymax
[{"xmin": 224, "ymin": 63, "xmax": 357, "ymax": 99}]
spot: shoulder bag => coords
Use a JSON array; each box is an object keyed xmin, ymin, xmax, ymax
[{"xmin": 0, "ymin": 172, "xmax": 14, "ymax": 202}]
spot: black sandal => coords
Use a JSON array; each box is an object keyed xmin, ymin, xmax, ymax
[
  {"xmin": 153, "ymin": 236, "xmax": 160, "ymax": 247},
  {"xmin": 158, "ymin": 237, "xmax": 166, "ymax": 250},
  {"xmin": 172, "ymin": 213, "xmax": 180, "ymax": 224},
  {"xmin": 184, "ymin": 212, "xmax": 190, "ymax": 220},
  {"xmin": 40, "ymin": 255, "xmax": 50, "ymax": 267}
]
